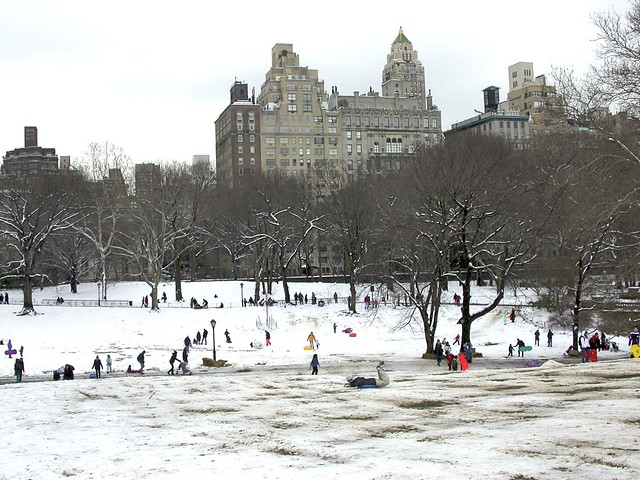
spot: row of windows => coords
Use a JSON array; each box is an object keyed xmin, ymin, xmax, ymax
[
  {"xmin": 237, "ymin": 157, "xmax": 256, "ymax": 166},
  {"xmin": 236, "ymin": 112, "xmax": 256, "ymax": 121},
  {"xmin": 237, "ymin": 146, "xmax": 256, "ymax": 154},
  {"xmin": 344, "ymin": 115, "xmax": 438, "ymax": 129},
  {"xmin": 237, "ymin": 134, "xmax": 256, "ymax": 143}
]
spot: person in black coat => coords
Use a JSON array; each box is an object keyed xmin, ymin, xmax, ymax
[
  {"xmin": 434, "ymin": 340, "xmax": 444, "ymax": 366},
  {"xmin": 137, "ymin": 351, "xmax": 146, "ymax": 372},
  {"xmin": 167, "ymin": 350, "xmax": 178, "ymax": 375},
  {"xmin": 92, "ymin": 355, "xmax": 103, "ymax": 378},
  {"xmin": 182, "ymin": 347, "xmax": 189, "ymax": 363}
]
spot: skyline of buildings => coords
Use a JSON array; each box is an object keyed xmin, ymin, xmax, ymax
[{"xmin": 2, "ymin": 28, "xmax": 565, "ymax": 187}]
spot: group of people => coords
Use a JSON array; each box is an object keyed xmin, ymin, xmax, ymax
[
  {"xmin": 189, "ymin": 297, "xmax": 209, "ymax": 309},
  {"xmin": 90, "ymin": 354, "xmax": 112, "ymax": 378},
  {"xmin": 191, "ymin": 329, "xmax": 208, "ymax": 346},
  {"xmin": 0, "ymin": 292, "xmax": 9, "ymax": 304},
  {"xmin": 533, "ymin": 328, "xmax": 554, "ymax": 347}
]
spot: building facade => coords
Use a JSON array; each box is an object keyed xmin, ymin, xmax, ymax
[
  {"xmin": 215, "ymin": 29, "xmax": 442, "ymax": 187},
  {"xmin": 507, "ymin": 62, "xmax": 561, "ymax": 135},
  {"xmin": 215, "ymin": 81, "xmax": 262, "ymax": 189},
  {"xmin": 445, "ymin": 86, "xmax": 531, "ymax": 148},
  {"xmin": 2, "ymin": 126, "xmax": 63, "ymax": 176},
  {"xmin": 134, "ymin": 163, "xmax": 161, "ymax": 199}
]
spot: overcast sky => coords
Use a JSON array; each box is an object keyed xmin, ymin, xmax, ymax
[{"xmin": 0, "ymin": 0, "xmax": 631, "ymax": 166}]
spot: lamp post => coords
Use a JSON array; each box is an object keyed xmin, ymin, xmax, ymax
[
  {"xmin": 240, "ymin": 282, "xmax": 244, "ymax": 307},
  {"xmin": 210, "ymin": 318, "xmax": 217, "ymax": 361},
  {"xmin": 97, "ymin": 282, "xmax": 101, "ymax": 307}
]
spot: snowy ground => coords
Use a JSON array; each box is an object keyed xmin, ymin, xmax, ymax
[{"xmin": 1, "ymin": 280, "xmax": 638, "ymax": 479}]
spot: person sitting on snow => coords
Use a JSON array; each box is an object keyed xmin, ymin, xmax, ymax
[
  {"xmin": 178, "ymin": 361, "xmax": 192, "ymax": 375},
  {"xmin": 345, "ymin": 362, "xmax": 389, "ymax": 388}
]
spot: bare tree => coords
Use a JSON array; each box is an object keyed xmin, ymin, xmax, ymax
[{"xmin": 0, "ymin": 174, "xmax": 84, "ymax": 314}]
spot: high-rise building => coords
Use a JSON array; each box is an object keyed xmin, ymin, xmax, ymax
[
  {"xmin": 328, "ymin": 28, "xmax": 441, "ymax": 177},
  {"xmin": 2, "ymin": 126, "xmax": 60, "ymax": 176},
  {"xmin": 134, "ymin": 163, "xmax": 161, "ymax": 199},
  {"xmin": 215, "ymin": 29, "xmax": 442, "ymax": 187},
  {"xmin": 215, "ymin": 81, "xmax": 261, "ymax": 188},
  {"xmin": 507, "ymin": 62, "xmax": 560, "ymax": 134},
  {"xmin": 256, "ymin": 43, "xmax": 327, "ymax": 180}
]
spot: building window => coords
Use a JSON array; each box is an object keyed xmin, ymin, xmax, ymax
[
  {"xmin": 329, "ymin": 147, "xmax": 338, "ymax": 156},
  {"xmin": 237, "ymin": 123, "xmax": 243, "ymax": 131},
  {"xmin": 236, "ymin": 112, "xmax": 243, "ymax": 120},
  {"xmin": 314, "ymin": 137, "xmax": 324, "ymax": 145},
  {"xmin": 303, "ymin": 93, "xmax": 312, "ymax": 102},
  {"xmin": 303, "ymin": 104, "xmax": 312, "ymax": 112},
  {"xmin": 356, "ymin": 131, "xmax": 361, "ymax": 140},
  {"xmin": 431, "ymin": 118, "xmax": 438, "ymax": 128},
  {"xmin": 364, "ymin": 116, "xmax": 370, "ymax": 127},
  {"xmin": 250, "ymin": 157, "xmax": 256, "ymax": 165},
  {"xmin": 328, "ymin": 116, "xmax": 337, "ymax": 124},
  {"xmin": 287, "ymin": 93, "xmax": 297, "ymax": 101},
  {"xmin": 356, "ymin": 144, "xmax": 362, "ymax": 154},
  {"xmin": 314, "ymin": 116, "xmax": 323, "ymax": 123},
  {"xmin": 394, "ymin": 117, "xmax": 400, "ymax": 127},
  {"xmin": 403, "ymin": 117, "xmax": 409, "ymax": 127},
  {"xmin": 248, "ymin": 112, "xmax": 255, "ymax": 121},
  {"xmin": 249, "ymin": 123, "xmax": 255, "ymax": 131},
  {"xmin": 329, "ymin": 137, "xmax": 338, "ymax": 145},
  {"xmin": 345, "ymin": 116, "xmax": 351, "ymax": 126},
  {"xmin": 238, "ymin": 158, "xmax": 244, "ymax": 165},
  {"xmin": 384, "ymin": 117, "xmax": 390, "ymax": 127},
  {"xmin": 373, "ymin": 142, "xmax": 380, "ymax": 153},
  {"xmin": 239, "ymin": 168, "xmax": 244, "ymax": 176},
  {"xmin": 346, "ymin": 131, "xmax": 352, "ymax": 140},
  {"xmin": 238, "ymin": 146, "xmax": 243, "ymax": 154},
  {"xmin": 374, "ymin": 117, "xmax": 380, "ymax": 127},
  {"xmin": 266, "ymin": 137, "xmax": 275, "ymax": 145},
  {"xmin": 280, "ymin": 148, "xmax": 289, "ymax": 156},
  {"xmin": 306, "ymin": 148, "xmax": 311, "ymax": 155},
  {"xmin": 237, "ymin": 134, "xmax": 243, "ymax": 143},
  {"xmin": 279, "ymin": 137, "xmax": 289, "ymax": 145},
  {"xmin": 328, "ymin": 126, "xmax": 337, "ymax": 134},
  {"xmin": 355, "ymin": 116, "xmax": 361, "ymax": 126},
  {"xmin": 347, "ymin": 144, "xmax": 352, "ymax": 154},
  {"xmin": 249, "ymin": 134, "xmax": 255, "ymax": 143},
  {"xmin": 250, "ymin": 146, "xmax": 255, "ymax": 154},
  {"xmin": 288, "ymin": 104, "xmax": 297, "ymax": 112}
]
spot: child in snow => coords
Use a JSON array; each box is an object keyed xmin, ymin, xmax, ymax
[
  {"xmin": 508, "ymin": 344, "xmax": 514, "ymax": 357},
  {"xmin": 310, "ymin": 353, "xmax": 319, "ymax": 375}
]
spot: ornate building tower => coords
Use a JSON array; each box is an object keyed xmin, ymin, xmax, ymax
[{"xmin": 381, "ymin": 27, "xmax": 426, "ymax": 109}]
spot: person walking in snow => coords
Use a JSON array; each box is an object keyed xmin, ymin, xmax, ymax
[
  {"xmin": 509, "ymin": 308, "xmax": 516, "ymax": 323},
  {"xmin": 310, "ymin": 353, "xmax": 319, "ymax": 375},
  {"xmin": 196, "ymin": 331, "xmax": 202, "ymax": 345},
  {"xmin": 508, "ymin": 344, "xmax": 514, "ymax": 357},
  {"xmin": 265, "ymin": 330, "xmax": 271, "ymax": 346},
  {"xmin": 534, "ymin": 329, "xmax": 540, "ymax": 346},
  {"xmin": 333, "ymin": 322, "xmax": 337, "ymax": 334},
  {"xmin": 137, "ymin": 350, "xmax": 146, "ymax": 372},
  {"xmin": 14, "ymin": 358, "xmax": 24, "ymax": 383},
  {"xmin": 106, "ymin": 354, "xmax": 112, "ymax": 373},
  {"xmin": 515, "ymin": 339, "xmax": 526, "ymax": 357},
  {"xmin": 184, "ymin": 336, "xmax": 191, "ymax": 353},
  {"xmin": 92, "ymin": 355, "xmax": 103, "ymax": 378},
  {"xmin": 167, "ymin": 350, "xmax": 178, "ymax": 375},
  {"xmin": 547, "ymin": 329, "xmax": 554, "ymax": 347},
  {"xmin": 182, "ymin": 347, "xmax": 189, "ymax": 363},
  {"xmin": 453, "ymin": 334, "xmax": 460, "ymax": 346},
  {"xmin": 7, "ymin": 339, "xmax": 13, "ymax": 358},
  {"xmin": 434, "ymin": 339, "xmax": 444, "ymax": 366},
  {"xmin": 224, "ymin": 329, "xmax": 231, "ymax": 343},
  {"xmin": 202, "ymin": 328, "xmax": 208, "ymax": 345},
  {"xmin": 307, "ymin": 331, "xmax": 316, "ymax": 350}
]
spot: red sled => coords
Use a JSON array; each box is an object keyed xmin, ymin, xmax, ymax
[
  {"xmin": 349, "ymin": 332, "xmax": 357, "ymax": 337},
  {"xmin": 590, "ymin": 349, "xmax": 598, "ymax": 362}
]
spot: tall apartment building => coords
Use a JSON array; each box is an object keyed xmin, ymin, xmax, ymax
[
  {"xmin": 256, "ymin": 43, "xmax": 328, "ymax": 180},
  {"xmin": 328, "ymin": 28, "xmax": 441, "ymax": 176},
  {"xmin": 2, "ymin": 126, "xmax": 61, "ymax": 176},
  {"xmin": 215, "ymin": 81, "xmax": 262, "ymax": 188},
  {"xmin": 215, "ymin": 29, "xmax": 442, "ymax": 187},
  {"xmin": 134, "ymin": 162, "xmax": 161, "ymax": 199},
  {"xmin": 507, "ymin": 62, "xmax": 560, "ymax": 134}
]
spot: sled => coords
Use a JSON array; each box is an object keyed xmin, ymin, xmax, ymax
[
  {"xmin": 631, "ymin": 344, "xmax": 640, "ymax": 358},
  {"xmin": 349, "ymin": 332, "xmax": 357, "ymax": 337},
  {"xmin": 590, "ymin": 349, "xmax": 598, "ymax": 362},
  {"xmin": 520, "ymin": 346, "xmax": 532, "ymax": 353},
  {"xmin": 303, "ymin": 345, "xmax": 313, "ymax": 351},
  {"xmin": 4, "ymin": 349, "xmax": 17, "ymax": 356},
  {"xmin": 458, "ymin": 353, "xmax": 469, "ymax": 371},
  {"xmin": 358, "ymin": 384, "xmax": 377, "ymax": 389}
]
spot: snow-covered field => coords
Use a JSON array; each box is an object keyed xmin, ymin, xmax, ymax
[{"xmin": 1, "ymin": 280, "xmax": 638, "ymax": 479}]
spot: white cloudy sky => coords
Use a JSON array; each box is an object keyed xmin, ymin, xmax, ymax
[{"xmin": 0, "ymin": 0, "xmax": 631, "ymax": 165}]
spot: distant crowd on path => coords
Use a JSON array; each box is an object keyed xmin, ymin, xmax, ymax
[{"xmin": 0, "ymin": 292, "xmax": 9, "ymax": 304}]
